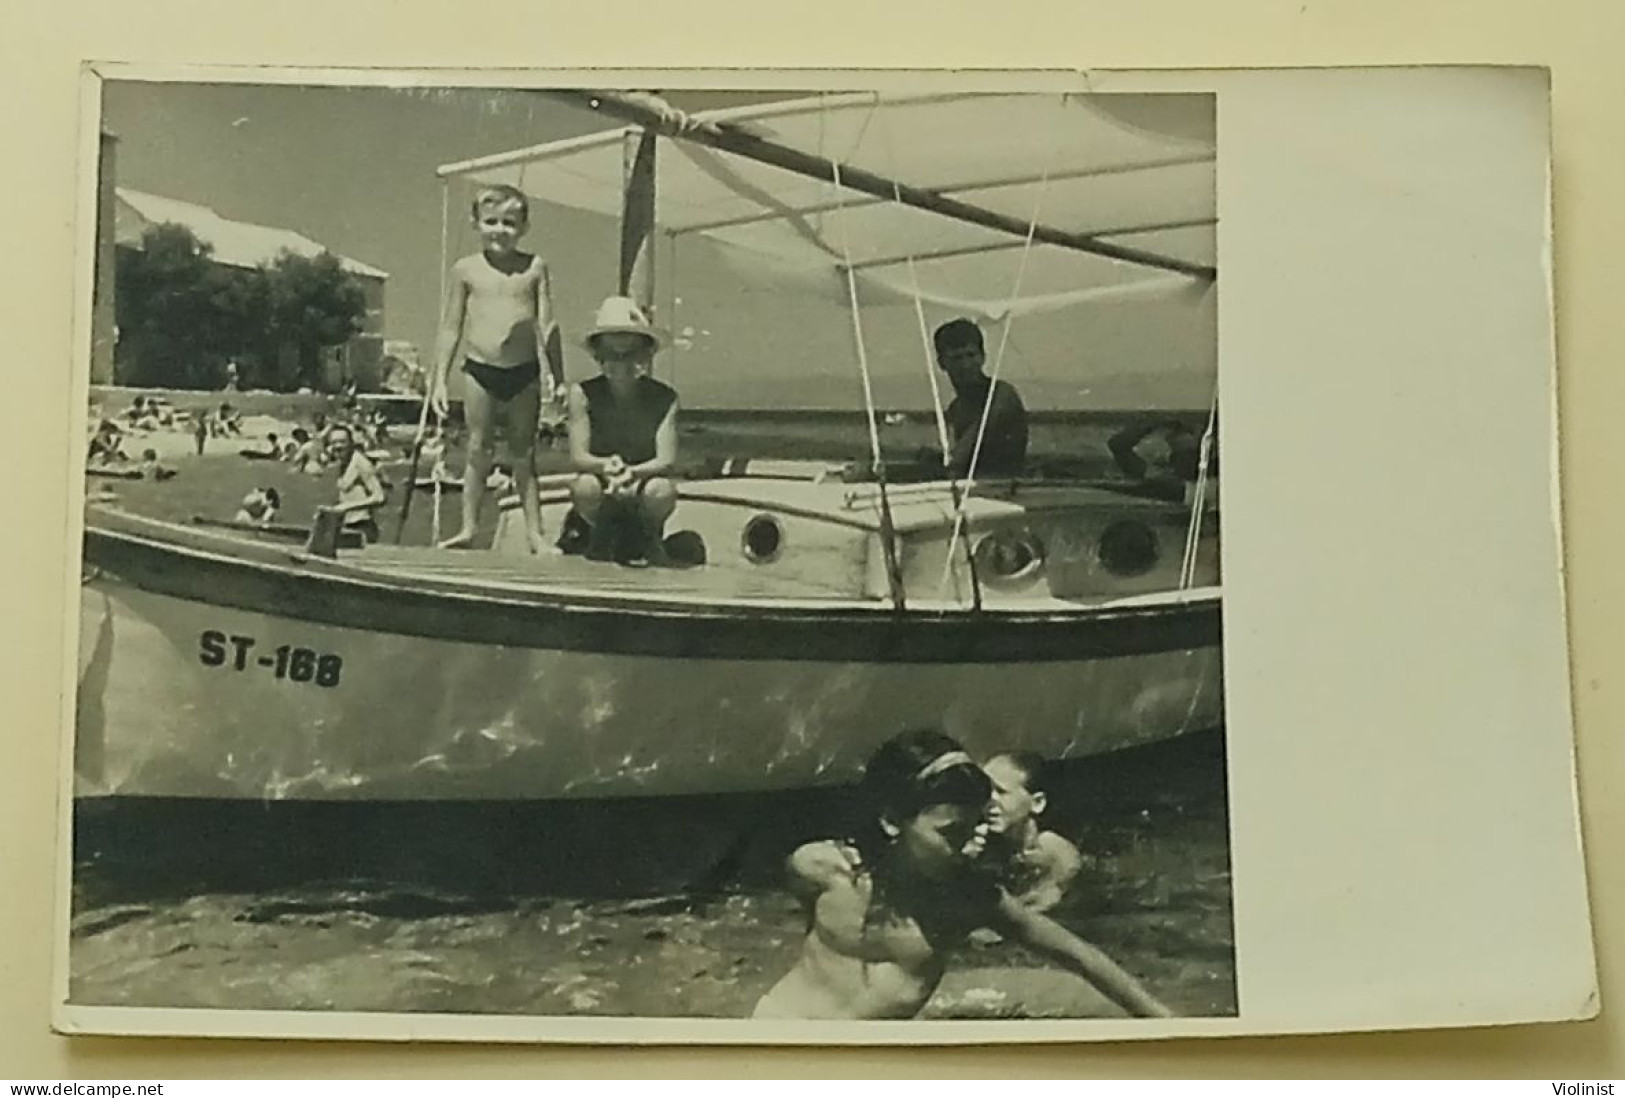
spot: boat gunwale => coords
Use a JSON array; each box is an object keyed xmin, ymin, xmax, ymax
[{"xmin": 82, "ymin": 508, "xmax": 1224, "ymax": 664}]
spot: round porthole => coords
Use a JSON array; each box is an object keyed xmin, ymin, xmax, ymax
[
  {"xmin": 1098, "ymin": 520, "xmax": 1159, "ymax": 577},
  {"xmin": 742, "ymin": 514, "xmax": 784, "ymax": 564},
  {"xmin": 972, "ymin": 529, "xmax": 1045, "ymax": 583}
]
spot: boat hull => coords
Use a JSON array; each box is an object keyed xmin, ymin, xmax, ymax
[{"xmin": 75, "ymin": 521, "xmax": 1224, "ymax": 802}]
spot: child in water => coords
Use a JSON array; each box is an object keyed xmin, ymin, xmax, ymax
[
  {"xmin": 982, "ymin": 751, "xmax": 1085, "ymax": 914},
  {"xmin": 753, "ymin": 729, "xmax": 1170, "ymax": 1020}
]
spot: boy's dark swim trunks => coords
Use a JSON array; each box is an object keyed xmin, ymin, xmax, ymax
[{"xmin": 464, "ymin": 358, "xmax": 541, "ymax": 402}]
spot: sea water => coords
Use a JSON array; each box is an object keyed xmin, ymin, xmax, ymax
[{"xmin": 68, "ymin": 730, "xmax": 1236, "ymax": 1020}]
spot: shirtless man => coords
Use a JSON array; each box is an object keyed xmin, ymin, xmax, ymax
[
  {"xmin": 933, "ymin": 318, "xmax": 1028, "ymax": 479},
  {"xmin": 430, "ymin": 183, "xmax": 565, "ymax": 553}
]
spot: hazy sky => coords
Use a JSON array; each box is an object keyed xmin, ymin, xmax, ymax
[{"xmin": 102, "ymin": 82, "xmax": 1215, "ymax": 410}]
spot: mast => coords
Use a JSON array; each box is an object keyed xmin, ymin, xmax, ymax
[
  {"xmin": 551, "ymin": 89, "xmax": 1215, "ymax": 282},
  {"xmin": 620, "ymin": 127, "xmax": 658, "ymax": 319}
]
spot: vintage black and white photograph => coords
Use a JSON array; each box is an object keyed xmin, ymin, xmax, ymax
[{"xmin": 66, "ymin": 75, "xmax": 1231, "ymax": 1032}]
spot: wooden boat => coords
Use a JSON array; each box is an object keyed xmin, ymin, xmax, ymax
[{"xmin": 75, "ymin": 89, "xmax": 1222, "ymax": 803}]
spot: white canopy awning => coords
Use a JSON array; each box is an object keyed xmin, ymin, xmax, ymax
[{"xmin": 438, "ymin": 91, "xmax": 1215, "ymax": 323}]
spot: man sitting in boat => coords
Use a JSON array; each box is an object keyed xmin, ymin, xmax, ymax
[
  {"xmin": 933, "ymin": 318, "xmax": 1028, "ymax": 479},
  {"xmin": 564, "ymin": 296, "xmax": 679, "ymax": 564}
]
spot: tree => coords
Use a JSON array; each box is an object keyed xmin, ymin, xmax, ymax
[
  {"xmin": 113, "ymin": 223, "xmax": 369, "ymax": 392},
  {"xmin": 114, "ymin": 223, "xmax": 226, "ymax": 389},
  {"xmin": 265, "ymin": 251, "xmax": 367, "ymax": 391}
]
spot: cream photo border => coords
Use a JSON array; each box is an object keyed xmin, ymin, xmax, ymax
[{"xmin": 49, "ymin": 63, "xmax": 1589, "ymax": 1046}]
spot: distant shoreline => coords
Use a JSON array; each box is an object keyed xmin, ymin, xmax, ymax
[{"xmin": 89, "ymin": 385, "xmax": 1209, "ymax": 428}]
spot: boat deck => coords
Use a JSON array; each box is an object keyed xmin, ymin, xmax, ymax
[{"xmin": 347, "ymin": 544, "xmax": 864, "ymax": 603}]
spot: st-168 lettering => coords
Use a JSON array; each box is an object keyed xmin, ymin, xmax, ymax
[{"xmin": 198, "ymin": 631, "xmax": 343, "ymax": 687}]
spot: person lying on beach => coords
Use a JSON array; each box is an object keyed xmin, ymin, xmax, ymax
[
  {"xmin": 88, "ymin": 420, "xmax": 126, "ymax": 465},
  {"xmin": 240, "ymin": 432, "xmax": 283, "ymax": 461},
  {"xmin": 234, "ymin": 487, "xmax": 281, "ymax": 527},
  {"xmin": 565, "ymin": 296, "xmax": 679, "ymax": 565},
  {"xmin": 429, "ymin": 183, "xmax": 565, "ymax": 554},
  {"xmin": 138, "ymin": 448, "xmax": 176, "ymax": 482},
  {"xmin": 325, "ymin": 425, "xmax": 387, "ymax": 544},
  {"xmin": 752, "ymin": 728, "xmax": 1171, "ymax": 1021},
  {"xmin": 289, "ymin": 428, "xmax": 326, "ymax": 474},
  {"xmin": 982, "ymin": 751, "xmax": 1084, "ymax": 915}
]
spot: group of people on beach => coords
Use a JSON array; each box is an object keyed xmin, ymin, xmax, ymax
[{"xmin": 753, "ymin": 727, "xmax": 1171, "ymax": 1021}]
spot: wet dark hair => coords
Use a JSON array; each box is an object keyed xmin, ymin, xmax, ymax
[
  {"xmin": 932, "ymin": 318, "xmax": 984, "ymax": 356},
  {"xmin": 264, "ymin": 487, "xmax": 281, "ymax": 509},
  {"xmin": 988, "ymin": 750, "xmax": 1055, "ymax": 798},
  {"xmin": 842, "ymin": 728, "xmax": 999, "ymax": 936},
  {"xmin": 853, "ymin": 728, "xmax": 991, "ymax": 868}
]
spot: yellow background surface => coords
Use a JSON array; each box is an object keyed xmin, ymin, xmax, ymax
[{"xmin": 4, "ymin": 0, "xmax": 1619, "ymax": 1077}]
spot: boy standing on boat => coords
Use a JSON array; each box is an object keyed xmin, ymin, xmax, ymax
[
  {"xmin": 566, "ymin": 296, "xmax": 679, "ymax": 564},
  {"xmin": 430, "ymin": 183, "xmax": 565, "ymax": 554},
  {"xmin": 934, "ymin": 318, "xmax": 1029, "ymax": 479}
]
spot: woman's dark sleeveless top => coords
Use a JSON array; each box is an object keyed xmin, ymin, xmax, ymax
[{"xmin": 581, "ymin": 375, "xmax": 676, "ymax": 465}]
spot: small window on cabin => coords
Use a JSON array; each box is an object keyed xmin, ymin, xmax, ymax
[
  {"xmin": 1098, "ymin": 520, "xmax": 1160, "ymax": 578},
  {"xmin": 742, "ymin": 514, "xmax": 784, "ymax": 564},
  {"xmin": 972, "ymin": 530, "xmax": 1045, "ymax": 583}
]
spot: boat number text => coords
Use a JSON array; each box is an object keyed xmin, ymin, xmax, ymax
[{"xmin": 198, "ymin": 631, "xmax": 343, "ymax": 687}]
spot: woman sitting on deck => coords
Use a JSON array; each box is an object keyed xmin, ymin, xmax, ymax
[{"xmin": 564, "ymin": 296, "xmax": 679, "ymax": 565}]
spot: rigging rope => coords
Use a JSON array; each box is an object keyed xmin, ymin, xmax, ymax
[
  {"xmin": 828, "ymin": 100, "xmax": 907, "ymax": 610},
  {"xmin": 1179, "ymin": 390, "xmax": 1219, "ymax": 589},
  {"xmin": 432, "ymin": 175, "xmax": 451, "ymax": 542},
  {"xmin": 936, "ymin": 96, "xmax": 1064, "ymax": 595},
  {"xmin": 397, "ymin": 176, "xmax": 452, "ymax": 544},
  {"xmin": 876, "ymin": 99, "xmax": 984, "ymax": 611}
]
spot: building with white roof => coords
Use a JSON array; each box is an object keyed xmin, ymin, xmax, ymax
[{"xmin": 109, "ymin": 181, "xmax": 388, "ymax": 390}]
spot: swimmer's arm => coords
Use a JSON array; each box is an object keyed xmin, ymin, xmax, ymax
[
  {"xmin": 1021, "ymin": 837, "xmax": 1084, "ymax": 914},
  {"xmin": 567, "ymin": 384, "xmax": 616, "ymax": 476},
  {"xmin": 628, "ymin": 398, "xmax": 679, "ymax": 481},
  {"xmin": 994, "ymin": 895, "xmax": 1173, "ymax": 1018},
  {"xmin": 534, "ymin": 261, "xmax": 565, "ymax": 397},
  {"xmin": 433, "ymin": 261, "xmax": 471, "ymax": 392},
  {"xmin": 784, "ymin": 841, "xmax": 851, "ymax": 902}
]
